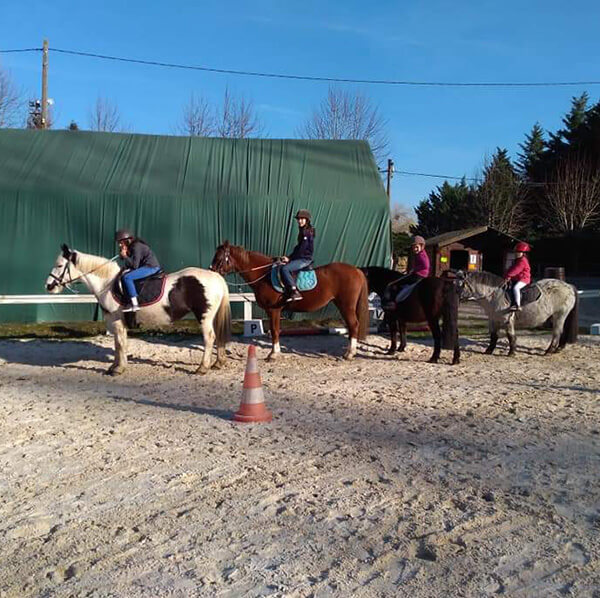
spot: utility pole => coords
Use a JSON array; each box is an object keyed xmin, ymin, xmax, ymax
[
  {"xmin": 41, "ymin": 39, "xmax": 49, "ymax": 129},
  {"xmin": 386, "ymin": 158, "xmax": 394, "ymax": 198}
]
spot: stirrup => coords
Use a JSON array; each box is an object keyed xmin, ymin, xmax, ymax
[{"xmin": 123, "ymin": 303, "xmax": 140, "ymax": 313}]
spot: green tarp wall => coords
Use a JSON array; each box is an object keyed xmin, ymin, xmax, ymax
[{"xmin": 0, "ymin": 129, "xmax": 390, "ymax": 323}]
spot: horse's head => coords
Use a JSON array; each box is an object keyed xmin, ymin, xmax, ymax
[
  {"xmin": 210, "ymin": 241, "xmax": 237, "ymax": 275},
  {"xmin": 456, "ymin": 270, "xmax": 497, "ymax": 302},
  {"xmin": 46, "ymin": 244, "xmax": 79, "ymax": 293}
]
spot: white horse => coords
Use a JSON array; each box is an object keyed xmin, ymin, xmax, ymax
[
  {"xmin": 46, "ymin": 244, "xmax": 231, "ymax": 375},
  {"xmin": 457, "ymin": 271, "xmax": 578, "ymax": 356}
]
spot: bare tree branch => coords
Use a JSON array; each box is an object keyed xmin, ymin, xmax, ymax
[
  {"xmin": 88, "ymin": 96, "xmax": 123, "ymax": 132},
  {"xmin": 0, "ymin": 65, "xmax": 22, "ymax": 128},
  {"xmin": 177, "ymin": 93, "xmax": 215, "ymax": 136},
  {"xmin": 475, "ymin": 153, "xmax": 526, "ymax": 236},
  {"xmin": 390, "ymin": 203, "xmax": 415, "ymax": 233},
  {"xmin": 297, "ymin": 86, "xmax": 389, "ymax": 165},
  {"xmin": 543, "ymin": 155, "xmax": 600, "ymax": 232},
  {"xmin": 216, "ymin": 88, "xmax": 264, "ymax": 138}
]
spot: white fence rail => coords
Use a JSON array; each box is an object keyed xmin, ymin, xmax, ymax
[{"xmin": 0, "ymin": 293, "xmax": 256, "ymax": 320}]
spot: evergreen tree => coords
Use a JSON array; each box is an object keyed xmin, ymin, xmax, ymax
[
  {"xmin": 517, "ymin": 123, "xmax": 546, "ymax": 178},
  {"xmin": 547, "ymin": 92, "xmax": 589, "ymax": 153},
  {"xmin": 476, "ymin": 148, "xmax": 524, "ymax": 235},
  {"xmin": 413, "ymin": 179, "xmax": 481, "ymax": 238}
]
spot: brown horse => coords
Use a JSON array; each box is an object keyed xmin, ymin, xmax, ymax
[
  {"xmin": 362, "ymin": 266, "xmax": 460, "ymax": 364},
  {"xmin": 211, "ymin": 242, "xmax": 369, "ymax": 360}
]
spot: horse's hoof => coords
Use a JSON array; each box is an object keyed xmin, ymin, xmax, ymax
[
  {"xmin": 385, "ymin": 348, "xmax": 396, "ymax": 356},
  {"xmin": 507, "ymin": 352, "xmax": 516, "ymax": 358},
  {"xmin": 452, "ymin": 358, "xmax": 460, "ymax": 365},
  {"xmin": 427, "ymin": 357, "xmax": 439, "ymax": 364},
  {"xmin": 213, "ymin": 360, "xmax": 224, "ymax": 370},
  {"xmin": 343, "ymin": 353, "xmax": 355, "ymax": 361},
  {"xmin": 195, "ymin": 365, "xmax": 209, "ymax": 375},
  {"xmin": 266, "ymin": 352, "xmax": 279, "ymax": 361},
  {"xmin": 107, "ymin": 366, "xmax": 123, "ymax": 376},
  {"xmin": 484, "ymin": 349, "xmax": 494, "ymax": 355}
]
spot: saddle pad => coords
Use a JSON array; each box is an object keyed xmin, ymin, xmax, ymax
[
  {"xmin": 271, "ymin": 267, "xmax": 317, "ymax": 293},
  {"xmin": 394, "ymin": 279, "xmax": 422, "ymax": 303},
  {"xmin": 504, "ymin": 283, "xmax": 542, "ymax": 307},
  {"xmin": 111, "ymin": 274, "xmax": 167, "ymax": 307}
]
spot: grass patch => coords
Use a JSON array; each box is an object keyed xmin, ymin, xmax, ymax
[{"xmin": 0, "ymin": 318, "xmax": 492, "ymax": 341}]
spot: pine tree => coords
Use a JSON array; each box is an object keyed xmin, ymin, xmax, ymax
[
  {"xmin": 548, "ymin": 92, "xmax": 589, "ymax": 152},
  {"xmin": 476, "ymin": 148, "xmax": 524, "ymax": 235},
  {"xmin": 517, "ymin": 123, "xmax": 546, "ymax": 178},
  {"xmin": 413, "ymin": 179, "xmax": 481, "ymax": 237}
]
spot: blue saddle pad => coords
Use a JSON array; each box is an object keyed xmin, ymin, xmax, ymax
[{"xmin": 271, "ymin": 266, "xmax": 317, "ymax": 293}]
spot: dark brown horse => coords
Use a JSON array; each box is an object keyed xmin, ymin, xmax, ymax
[
  {"xmin": 362, "ymin": 266, "xmax": 460, "ymax": 364},
  {"xmin": 211, "ymin": 242, "xmax": 369, "ymax": 360}
]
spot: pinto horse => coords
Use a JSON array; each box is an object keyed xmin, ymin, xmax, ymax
[
  {"xmin": 46, "ymin": 244, "xmax": 231, "ymax": 375},
  {"xmin": 211, "ymin": 242, "xmax": 369, "ymax": 360},
  {"xmin": 362, "ymin": 266, "xmax": 460, "ymax": 364}
]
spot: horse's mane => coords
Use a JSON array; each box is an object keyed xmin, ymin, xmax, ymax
[
  {"xmin": 75, "ymin": 251, "xmax": 121, "ymax": 280},
  {"xmin": 467, "ymin": 270, "xmax": 504, "ymax": 287},
  {"xmin": 230, "ymin": 245, "xmax": 273, "ymax": 264}
]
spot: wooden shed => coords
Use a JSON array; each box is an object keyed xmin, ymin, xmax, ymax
[{"xmin": 425, "ymin": 226, "xmax": 521, "ymax": 277}]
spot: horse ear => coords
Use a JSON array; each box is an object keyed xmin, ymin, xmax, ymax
[
  {"xmin": 223, "ymin": 240, "xmax": 230, "ymax": 248},
  {"xmin": 61, "ymin": 244, "xmax": 70, "ymax": 258}
]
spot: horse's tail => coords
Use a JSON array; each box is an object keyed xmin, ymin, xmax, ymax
[
  {"xmin": 214, "ymin": 279, "xmax": 232, "ymax": 346},
  {"xmin": 441, "ymin": 279, "xmax": 459, "ymax": 350},
  {"xmin": 357, "ymin": 272, "xmax": 370, "ymax": 340},
  {"xmin": 560, "ymin": 285, "xmax": 579, "ymax": 346}
]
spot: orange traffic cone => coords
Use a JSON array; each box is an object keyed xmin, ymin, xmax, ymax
[{"xmin": 234, "ymin": 345, "xmax": 273, "ymax": 423}]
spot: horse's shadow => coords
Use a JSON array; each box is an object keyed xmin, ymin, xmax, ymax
[{"xmin": 0, "ymin": 339, "xmax": 113, "ymax": 368}]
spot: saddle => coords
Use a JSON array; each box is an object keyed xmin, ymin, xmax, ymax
[
  {"xmin": 394, "ymin": 279, "xmax": 423, "ymax": 303},
  {"xmin": 271, "ymin": 264, "xmax": 317, "ymax": 293},
  {"xmin": 504, "ymin": 282, "xmax": 542, "ymax": 307},
  {"xmin": 111, "ymin": 270, "xmax": 167, "ymax": 307}
]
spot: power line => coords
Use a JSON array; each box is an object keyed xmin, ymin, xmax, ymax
[
  {"xmin": 396, "ymin": 170, "xmax": 481, "ymax": 182},
  {"xmin": 3, "ymin": 46, "xmax": 600, "ymax": 88},
  {"xmin": 0, "ymin": 48, "xmax": 41, "ymax": 53}
]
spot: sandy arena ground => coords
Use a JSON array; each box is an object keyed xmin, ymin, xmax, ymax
[{"xmin": 0, "ymin": 331, "xmax": 599, "ymax": 597}]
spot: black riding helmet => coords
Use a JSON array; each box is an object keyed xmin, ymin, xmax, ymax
[
  {"xmin": 295, "ymin": 209, "xmax": 311, "ymax": 221},
  {"xmin": 115, "ymin": 229, "xmax": 135, "ymax": 243}
]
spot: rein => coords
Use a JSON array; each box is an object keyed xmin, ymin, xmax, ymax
[{"xmin": 50, "ymin": 254, "xmax": 120, "ymax": 293}]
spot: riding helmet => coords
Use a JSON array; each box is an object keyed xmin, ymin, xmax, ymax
[
  {"xmin": 411, "ymin": 235, "xmax": 426, "ymax": 246},
  {"xmin": 295, "ymin": 209, "xmax": 311, "ymax": 221},
  {"xmin": 514, "ymin": 241, "xmax": 531, "ymax": 252},
  {"xmin": 115, "ymin": 229, "xmax": 135, "ymax": 242}
]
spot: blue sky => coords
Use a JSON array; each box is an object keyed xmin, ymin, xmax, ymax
[{"xmin": 2, "ymin": 0, "xmax": 599, "ymax": 209}]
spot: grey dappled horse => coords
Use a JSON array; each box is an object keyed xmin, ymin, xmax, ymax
[
  {"xmin": 46, "ymin": 245, "xmax": 231, "ymax": 375},
  {"xmin": 457, "ymin": 271, "xmax": 578, "ymax": 356}
]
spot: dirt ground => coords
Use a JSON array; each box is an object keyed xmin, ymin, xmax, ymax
[{"xmin": 0, "ymin": 331, "xmax": 599, "ymax": 597}]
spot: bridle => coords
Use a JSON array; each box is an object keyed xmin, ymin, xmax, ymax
[
  {"xmin": 48, "ymin": 258, "xmax": 78, "ymax": 291},
  {"xmin": 214, "ymin": 245, "xmax": 273, "ymax": 282},
  {"xmin": 48, "ymin": 251, "xmax": 119, "ymax": 293}
]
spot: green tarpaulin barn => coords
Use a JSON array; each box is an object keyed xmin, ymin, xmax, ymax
[{"xmin": 0, "ymin": 129, "xmax": 390, "ymax": 322}]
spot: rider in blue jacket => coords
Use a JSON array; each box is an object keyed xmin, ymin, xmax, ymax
[{"xmin": 280, "ymin": 209, "xmax": 315, "ymax": 302}]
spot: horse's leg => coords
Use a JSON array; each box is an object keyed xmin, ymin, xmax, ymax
[
  {"xmin": 399, "ymin": 321, "xmax": 407, "ymax": 352},
  {"xmin": 335, "ymin": 300, "xmax": 360, "ymax": 360},
  {"xmin": 215, "ymin": 344, "xmax": 227, "ymax": 368},
  {"xmin": 451, "ymin": 333, "xmax": 460, "ymax": 365},
  {"xmin": 386, "ymin": 315, "xmax": 398, "ymax": 354},
  {"xmin": 106, "ymin": 316, "xmax": 128, "ymax": 375},
  {"xmin": 507, "ymin": 319, "xmax": 517, "ymax": 357},
  {"xmin": 547, "ymin": 311, "xmax": 567, "ymax": 354},
  {"xmin": 485, "ymin": 321, "xmax": 498, "ymax": 355},
  {"xmin": 427, "ymin": 317, "xmax": 442, "ymax": 364},
  {"xmin": 195, "ymin": 317, "xmax": 215, "ymax": 375},
  {"xmin": 266, "ymin": 308, "xmax": 282, "ymax": 361}
]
